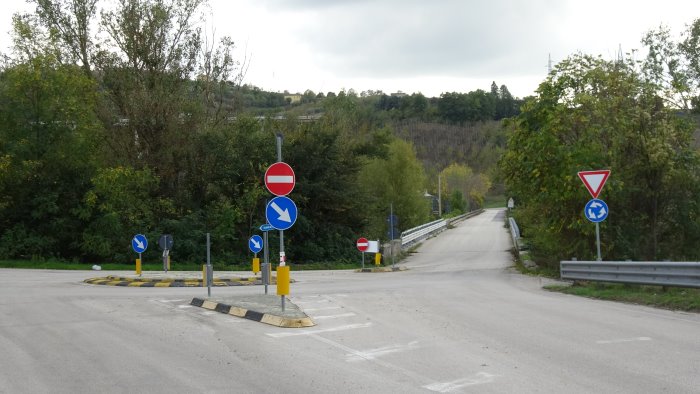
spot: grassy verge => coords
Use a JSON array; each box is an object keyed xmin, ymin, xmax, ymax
[{"xmin": 545, "ymin": 282, "xmax": 700, "ymax": 312}]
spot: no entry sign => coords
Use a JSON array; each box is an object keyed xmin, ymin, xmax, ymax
[
  {"xmin": 265, "ymin": 162, "xmax": 295, "ymax": 196},
  {"xmin": 356, "ymin": 237, "xmax": 369, "ymax": 252}
]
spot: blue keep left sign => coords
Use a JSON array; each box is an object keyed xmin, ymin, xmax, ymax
[
  {"xmin": 132, "ymin": 234, "xmax": 148, "ymax": 253},
  {"xmin": 248, "ymin": 235, "xmax": 263, "ymax": 254},
  {"xmin": 266, "ymin": 196, "xmax": 298, "ymax": 231}
]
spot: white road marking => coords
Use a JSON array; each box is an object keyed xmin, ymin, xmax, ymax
[
  {"xmin": 424, "ymin": 372, "xmax": 499, "ymax": 392},
  {"xmin": 596, "ymin": 337, "xmax": 652, "ymax": 344},
  {"xmin": 311, "ymin": 313, "xmax": 356, "ymax": 320},
  {"xmin": 177, "ymin": 305, "xmax": 193, "ymax": 309},
  {"xmin": 303, "ymin": 306, "xmax": 342, "ymax": 312},
  {"xmin": 266, "ymin": 322, "xmax": 372, "ymax": 338},
  {"xmin": 202, "ymin": 311, "xmax": 218, "ymax": 316},
  {"xmin": 345, "ymin": 341, "xmax": 419, "ymax": 362},
  {"xmin": 293, "ymin": 299, "xmax": 332, "ymax": 305},
  {"xmin": 157, "ymin": 299, "xmax": 185, "ymax": 303}
]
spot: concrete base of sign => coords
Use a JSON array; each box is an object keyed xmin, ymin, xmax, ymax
[{"xmin": 191, "ymin": 295, "xmax": 314, "ymax": 328}]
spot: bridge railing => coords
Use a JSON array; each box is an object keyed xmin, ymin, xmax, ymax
[{"xmin": 399, "ymin": 209, "xmax": 485, "ymax": 249}]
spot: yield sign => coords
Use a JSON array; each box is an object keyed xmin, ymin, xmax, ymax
[
  {"xmin": 356, "ymin": 237, "xmax": 369, "ymax": 252},
  {"xmin": 265, "ymin": 162, "xmax": 295, "ymax": 196},
  {"xmin": 577, "ymin": 170, "xmax": 610, "ymax": 199}
]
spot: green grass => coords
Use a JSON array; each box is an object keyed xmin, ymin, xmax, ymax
[
  {"xmin": 482, "ymin": 194, "xmax": 506, "ymax": 209},
  {"xmin": 545, "ymin": 282, "xmax": 700, "ymax": 312}
]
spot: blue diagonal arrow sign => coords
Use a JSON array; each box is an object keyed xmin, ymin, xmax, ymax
[
  {"xmin": 132, "ymin": 234, "xmax": 148, "ymax": 253},
  {"xmin": 266, "ymin": 196, "xmax": 298, "ymax": 230},
  {"xmin": 249, "ymin": 235, "xmax": 263, "ymax": 254}
]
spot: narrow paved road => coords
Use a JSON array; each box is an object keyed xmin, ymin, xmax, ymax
[{"xmin": 1, "ymin": 209, "xmax": 698, "ymax": 393}]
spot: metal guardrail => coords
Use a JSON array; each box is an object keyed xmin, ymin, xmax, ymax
[
  {"xmin": 508, "ymin": 217, "xmax": 520, "ymax": 250},
  {"xmin": 399, "ymin": 209, "xmax": 485, "ymax": 249},
  {"xmin": 560, "ymin": 261, "xmax": 700, "ymax": 289},
  {"xmin": 446, "ymin": 209, "xmax": 484, "ymax": 225},
  {"xmin": 400, "ymin": 219, "xmax": 446, "ymax": 247}
]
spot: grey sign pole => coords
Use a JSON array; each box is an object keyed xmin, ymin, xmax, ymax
[
  {"xmin": 390, "ymin": 203, "xmax": 395, "ymax": 269},
  {"xmin": 595, "ymin": 222, "xmax": 602, "ymax": 261},
  {"xmin": 206, "ymin": 232, "xmax": 212, "ymax": 297},
  {"xmin": 276, "ymin": 133, "xmax": 285, "ymax": 268},
  {"xmin": 263, "ymin": 226, "xmax": 269, "ymax": 294},
  {"xmin": 276, "ymin": 133, "xmax": 286, "ymax": 312}
]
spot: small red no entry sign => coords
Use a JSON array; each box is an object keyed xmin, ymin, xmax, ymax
[
  {"xmin": 265, "ymin": 162, "xmax": 295, "ymax": 196},
  {"xmin": 356, "ymin": 237, "xmax": 369, "ymax": 252}
]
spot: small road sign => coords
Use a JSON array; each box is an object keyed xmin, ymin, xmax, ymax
[
  {"xmin": 357, "ymin": 237, "xmax": 369, "ymax": 252},
  {"xmin": 132, "ymin": 234, "xmax": 148, "ymax": 253},
  {"xmin": 259, "ymin": 224, "xmax": 274, "ymax": 232},
  {"xmin": 578, "ymin": 170, "xmax": 610, "ymax": 199},
  {"xmin": 266, "ymin": 196, "xmax": 298, "ymax": 230},
  {"xmin": 249, "ymin": 235, "xmax": 264, "ymax": 254},
  {"xmin": 158, "ymin": 234, "xmax": 173, "ymax": 250},
  {"xmin": 584, "ymin": 199, "xmax": 609, "ymax": 223},
  {"xmin": 265, "ymin": 162, "xmax": 295, "ymax": 196}
]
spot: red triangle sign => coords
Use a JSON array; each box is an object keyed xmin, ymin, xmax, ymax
[{"xmin": 578, "ymin": 170, "xmax": 610, "ymax": 199}]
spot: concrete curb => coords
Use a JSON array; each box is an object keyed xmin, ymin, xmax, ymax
[
  {"xmin": 190, "ymin": 298, "xmax": 315, "ymax": 328},
  {"xmin": 84, "ymin": 275, "xmax": 264, "ymax": 287},
  {"xmin": 356, "ymin": 266, "xmax": 408, "ymax": 273}
]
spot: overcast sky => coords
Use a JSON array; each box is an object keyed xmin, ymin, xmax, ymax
[{"xmin": 1, "ymin": 0, "xmax": 699, "ymax": 98}]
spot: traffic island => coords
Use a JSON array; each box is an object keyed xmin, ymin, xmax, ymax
[
  {"xmin": 356, "ymin": 266, "xmax": 408, "ymax": 273},
  {"xmin": 84, "ymin": 275, "xmax": 265, "ymax": 287},
  {"xmin": 191, "ymin": 295, "xmax": 315, "ymax": 328}
]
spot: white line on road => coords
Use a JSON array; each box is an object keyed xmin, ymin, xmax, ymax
[
  {"xmin": 177, "ymin": 305, "xmax": 193, "ymax": 309},
  {"xmin": 310, "ymin": 313, "xmax": 356, "ymax": 320},
  {"xmin": 424, "ymin": 372, "xmax": 499, "ymax": 392},
  {"xmin": 303, "ymin": 306, "xmax": 342, "ymax": 312},
  {"xmin": 596, "ymin": 337, "xmax": 652, "ymax": 344},
  {"xmin": 345, "ymin": 341, "xmax": 420, "ymax": 362},
  {"xmin": 157, "ymin": 299, "xmax": 185, "ymax": 303},
  {"xmin": 266, "ymin": 322, "xmax": 372, "ymax": 338}
]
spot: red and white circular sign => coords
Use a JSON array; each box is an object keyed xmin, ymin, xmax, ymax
[
  {"xmin": 265, "ymin": 162, "xmax": 295, "ymax": 196},
  {"xmin": 356, "ymin": 237, "xmax": 369, "ymax": 252}
]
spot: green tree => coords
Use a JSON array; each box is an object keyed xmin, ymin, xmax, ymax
[
  {"xmin": 501, "ymin": 53, "xmax": 700, "ymax": 268},
  {"xmin": 0, "ymin": 55, "xmax": 101, "ymax": 259},
  {"xmin": 359, "ymin": 138, "xmax": 430, "ymax": 238}
]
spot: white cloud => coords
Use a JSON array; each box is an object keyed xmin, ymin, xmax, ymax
[{"xmin": 2, "ymin": 0, "xmax": 698, "ymax": 98}]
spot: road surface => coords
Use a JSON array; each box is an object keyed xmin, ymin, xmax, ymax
[{"xmin": 1, "ymin": 209, "xmax": 698, "ymax": 393}]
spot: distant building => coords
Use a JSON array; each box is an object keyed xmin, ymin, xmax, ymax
[
  {"xmin": 391, "ymin": 91, "xmax": 407, "ymax": 98},
  {"xmin": 284, "ymin": 94, "xmax": 302, "ymax": 104}
]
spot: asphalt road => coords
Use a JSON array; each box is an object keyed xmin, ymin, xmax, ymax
[{"xmin": 1, "ymin": 208, "xmax": 699, "ymax": 393}]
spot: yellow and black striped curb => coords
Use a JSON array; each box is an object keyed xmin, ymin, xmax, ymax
[
  {"xmin": 84, "ymin": 275, "xmax": 268, "ymax": 287},
  {"xmin": 190, "ymin": 298, "xmax": 315, "ymax": 328},
  {"xmin": 356, "ymin": 266, "xmax": 408, "ymax": 273}
]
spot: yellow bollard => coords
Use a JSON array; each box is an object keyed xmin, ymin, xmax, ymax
[
  {"xmin": 252, "ymin": 257, "xmax": 260, "ymax": 274},
  {"xmin": 202, "ymin": 264, "xmax": 207, "ymax": 287},
  {"xmin": 276, "ymin": 265, "xmax": 290, "ymax": 295},
  {"xmin": 374, "ymin": 253, "xmax": 382, "ymax": 266},
  {"xmin": 167, "ymin": 255, "xmax": 171, "ymax": 270},
  {"xmin": 136, "ymin": 258, "xmax": 142, "ymax": 275}
]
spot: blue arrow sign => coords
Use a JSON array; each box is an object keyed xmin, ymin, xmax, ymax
[
  {"xmin": 132, "ymin": 234, "xmax": 148, "ymax": 253},
  {"xmin": 259, "ymin": 224, "xmax": 275, "ymax": 232},
  {"xmin": 249, "ymin": 235, "xmax": 263, "ymax": 253},
  {"xmin": 584, "ymin": 199, "xmax": 609, "ymax": 223},
  {"xmin": 266, "ymin": 196, "xmax": 298, "ymax": 231}
]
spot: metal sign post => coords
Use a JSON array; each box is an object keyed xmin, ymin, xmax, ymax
[
  {"xmin": 596, "ymin": 222, "xmax": 602, "ymax": 261},
  {"xmin": 263, "ymin": 226, "xmax": 269, "ymax": 294},
  {"xmin": 206, "ymin": 232, "xmax": 212, "ymax": 298}
]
